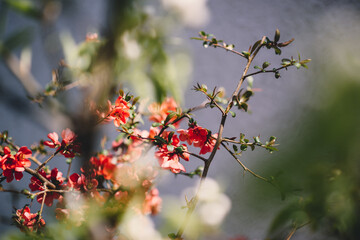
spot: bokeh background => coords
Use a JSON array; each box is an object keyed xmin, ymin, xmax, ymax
[{"xmin": 1, "ymin": 0, "xmax": 360, "ymax": 239}]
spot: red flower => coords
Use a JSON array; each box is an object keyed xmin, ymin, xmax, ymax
[
  {"xmin": 43, "ymin": 128, "xmax": 81, "ymax": 158},
  {"xmin": 90, "ymin": 154, "xmax": 116, "ymax": 180},
  {"xmin": 110, "ymin": 96, "xmax": 130, "ymax": 127},
  {"xmin": 29, "ymin": 168, "xmax": 64, "ymax": 207},
  {"xmin": 148, "ymin": 97, "xmax": 180, "ymax": 126},
  {"xmin": 155, "ymin": 133, "xmax": 188, "ymax": 173},
  {"xmin": 14, "ymin": 206, "xmax": 45, "ymax": 232},
  {"xmin": 178, "ymin": 126, "xmax": 218, "ymax": 155},
  {"xmin": 0, "ymin": 146, "xmax": 31, "ymax": 182},
  {"xmin": 67, "ymin": 173, "xmax": 98, "ymax": 192}
]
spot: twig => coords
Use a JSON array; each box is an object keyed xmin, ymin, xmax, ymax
[
  {"xmin": 221, "ymin": 142, "xmax": 268, "ymax": 182},
  {"xmin": 24, "ymin": 167, "xmax": 56, "ymax": 189},
  {"xmin": 188, "ymin": 152, "xmax": 207, "ymax": 162},
  {"xmin": 35, "ymin": 148, "xmax": 62, "ymax": 172},
  {"xmin": 244, "ymin": 65, "xmax": 289, "ymax": 79}
]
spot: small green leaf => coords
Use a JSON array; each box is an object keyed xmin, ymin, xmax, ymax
[
  {"xmin": 254, "ymin": 65, "xmax": 261, "ymax": 69},
  {"xmin": 274, "ymin": 29, "xmax": 280, "ymax": 42},
  {"xmin": 152, "ymin": 122, "xmax": 161, "ymax": 127},
  {"xmin": 233, "ymin": 144, "xmax": 238, "ymax": 152},
  {"xmin": 230, "ymin": 111, "xmax": 236, "ymax": 118},
  {"xmin": 240, "ymin": 144, "xmax": 247, "ymax": 151},
  {"xmin": 262, "ymin": 62, "xmax": 270, "ymax": 69},
  {"xmin": 250, "ymin": 40, "xmax": 262, "ymax": 54},
  {"xmin": 294, "ymin": 62, "xmax": 301, "ymax": 69},
  {"xmin": 274, "ymin": 47, "xmax": 282, "ymax": 55},
  {"xmin": 199, "ymin": 31, "xmax": 206, "ymax": 36},
  {"xmin": 168, "ymin": 233, "xmax": 177, "ymax": 239},
  {"xmin": 242, "ymin": 51, "xmax": 250, "ymax": 58},
  {"xmin": 254, "ymin": 136, "xmax": 261, "ymax": 143}
]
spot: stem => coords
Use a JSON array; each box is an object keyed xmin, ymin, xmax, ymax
[
  {"xmin": 35, "ymin": 148, "xmax": 62, "ymax": 172},
  {"xmin": 37, "ymin": 183, "xmax": 47, "ymax": 226},
  {"xmin": 24, "ymin": 167, "xmax": 56, "ymax": 189},
  {"xmin": 244, "ymin": 65, "xmax": 289, "ymax": 78},
  {"xmin": 188, "ymin": 152, "xmax": 207, "ymax": 162},
  {"xmin": 221, "ymin": 142, "xmax": 268, "ymax": 182}
]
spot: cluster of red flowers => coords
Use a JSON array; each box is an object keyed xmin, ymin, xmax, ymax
[
  {"xmin": 43, "ymin": 128, "xmax": 81, "ymax": 158},
  {"xmin": 2, "ymin": 94, "xmax": 218, "ymax": 233},
  {"xmin": 0, "ymin": 146, "xmax": 32, "ymax": 182},
  {"xmin": 14, "ymin": 206, "xmax": 45, "ymax": 232},
  {"xmin": 110, "ymin": 95, "xmax": 131, "ymax": 127},
  {"xmin": 29, "ymin": 168, "xmax": 64, "ymax": 206},
  {"xmin": 178, "ymin": 125, "xmax": 218, "ymax": 155}
]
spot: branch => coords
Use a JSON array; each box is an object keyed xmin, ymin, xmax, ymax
[
  {"xmin": 24, "ymin": 167, "xmax": 56, "ymax": 189},
  {"xmin": 35, "ymin": 147, "xmax": 62, "ymax": 172},
  {"xmin": 221, "ymin": 142, "xmax": 269, "ymax": 182}
]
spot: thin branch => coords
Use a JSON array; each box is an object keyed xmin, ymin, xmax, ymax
[
  {"xmin": 188, "ymin": 152, "xmax": 207, "ymax": 162},
  {"xmin": 35, "ymin": 148, "xmax": 62, "ymax": 172},
  {"xmin": 244, "ymin": 65, "xmax": 289, "ymax": 79},
  {"xmin": 195, "ymin": 38, "xmax": 247, "ymax": 58},
  {"xmin": 24, "ymin": 167, "xmax": 56, "ymax": 189},
  {"xmin": 221, "ymin": 142, "xmax": 269, "ymax": 182}
]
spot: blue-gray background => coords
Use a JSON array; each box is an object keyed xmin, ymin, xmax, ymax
[{"xmin": 1, "ymin": 1, "xmax": 360, "ymax": 239}]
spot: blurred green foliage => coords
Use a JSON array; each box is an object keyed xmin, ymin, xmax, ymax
[{"xmin": 244, "ymin": 74, "xmax": 360, "ymax": 239}]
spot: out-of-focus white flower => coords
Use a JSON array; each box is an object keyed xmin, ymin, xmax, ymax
[
  {"xmin": 122, "ymin": 31, "xmax": 141, "ymax": 60},
  {"xmin": 121, "ymin": 213, "xmax": 162, "ymax": 240},
  {"xmin": 198, "ymin": 194, "xmax": 231, "ymax": 226},
  {"xmin": 161, "ymin": 0, "xmax": 210, "ymax": 27}
]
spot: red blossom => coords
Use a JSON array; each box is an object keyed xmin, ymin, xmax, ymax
[
  {"xmin": 148, "ymin": 97, "xmax": 180, "ymax": 126},
  {"xmin": 43, "ymin": 128, "xmax": 81, "ymax": 158},
  {"xmin": 14, "ymin": 206, "xmax": 45, "ymax": 232},
  {"xmin": 29, "ymin": 168, "xmax": 64, "ymax": 207},
  {"xmin": 155, "ymin": 133, "xmax": 188, "ymax": 173},
  {"xmin": 178, "ymin": 126, "xmax": 218, "ymax": 155},
  {"xmin": 0, "ymin": 146, "xmax": 32, "ymax": 183},
  {"xmin": 110, "ymin": 95, "xmax": 130, "ymax": 127},
  {"xmin": 90, "ymin": 154, "xmax": 116, "ymax": 180},
  {"xmin": 68, "ymin": 173, "xmax": 98, "ymax": 191}
]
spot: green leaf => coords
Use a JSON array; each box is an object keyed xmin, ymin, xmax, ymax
[
  {"xmin": 241, "ymin": 51, "xmax": 250, "ymax": 58},
  {"xmin": 294, "ymin": 62, "xmax": 301, "ymax": 69},
  {"xmin": 151, "ymin": 122, "xmax": 161, "ymax": 127},
  {"xmin": 262, "ymin": 61, "xmax": 270, "ymax": 69},
  {"xmin": 168, "ymin": 233, "xmax": 177, "ymax": 239},
  {"xmin": 274, "ymin": 47, "xmax": 282, "ymax": 55},
  {"xmin": 250, "ymin": 40, "xmax": 262, "ymax": 54},
  {"xmin": 240, "ymin": 102, "xmax": 248, "ymax": 112},
  {"xmin": 230, "ymin": 111, "xmax": 236, "ymax": 118},
  {"xmin": 240, "ymin": 144, "xmax": 248, "ymax": 151},
  {"xmin": 199, "ymin": 31, "xmax": 206, "ymax": 36},
  {"xmin": 254, "ymin": 136, "xmax": 261, "ymax": 143},
  {"xmin": 254, "ymin": 65, "xmax": 261, "ymax": 70},
  {"xmin": 4, "ymin": 0, "xmax": 42, "ymax": 19},
  {"xmin": 274, "ymin": 29, "xmax": 280, "ymax": 42},
  {"xmin": 233, "ymin": 144, "xmax": 238, "ymax": 152}
]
